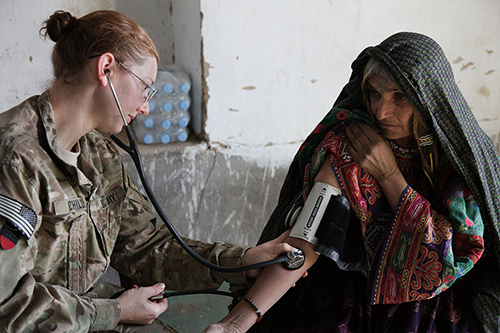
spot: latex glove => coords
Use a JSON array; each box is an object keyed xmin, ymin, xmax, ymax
[
  {"xmin": 117, "ymin": 283, "xmax": 169, "ymax": 325},
  {"xmin": 242, "ymin": 229, "xmax": 299, "ymax": 279}
]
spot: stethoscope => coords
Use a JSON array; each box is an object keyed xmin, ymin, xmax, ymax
[{"xmin": 105, "ymin": 70, "xmax": 305, "ymax": 300}]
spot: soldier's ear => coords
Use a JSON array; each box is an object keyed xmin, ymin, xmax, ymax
[{"xmin": 95, "ymin": 53, "xmax": 115, "ymax": 86}]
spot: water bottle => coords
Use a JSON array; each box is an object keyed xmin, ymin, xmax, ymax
[
  {"xmin": 150, "ymin": 88, "xmax": 174, "ymax": 112},
  {"xmin": 142, "ymin": 132, "xmax": 171, "ymax": 144},
  {"xmin": 171, "ymin": 108, "xmax": 190, "ymax": 128},
  {"xmin": 133, "ymin": 67, "xmax": 191, "ymax": 144},
  {"xmin": 131, "ymin": 120, "xmax": 156, "ymax": 144},
  {"xmin": 154, "ymin": 69, "xmax": 177, "ymax": 95},
  {"xmin": 166, "ymin": 127, "xmax": 189, "ymax": 142},
  {"xmin": 132, "ymin": 113, "xmax": 163, "ymax": 143},
  {"xmin": 135, "ymin": 114, "xmax": 156, "ymax": 129},
  {"xmin": 148, "ymin": 101, "xmax": 157, "ymax": 113},
  {"xmin": 177, "ymin": 94, "xmax": 191, "ymax": 111},
  {"xmin": 170, "ymin": 68, "xmax": 191, "ymax": 93},
  {"xmin": 160, "ymin": 118, "xmax": 172, "ymax": 129},
  {"xmin": 162, "ymin": 101, "xmax": 173, "ymax": 112}
]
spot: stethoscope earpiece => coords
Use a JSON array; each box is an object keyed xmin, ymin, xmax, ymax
[{"xmin": 104, "ymin": 69, "xmax": 110, "ymax": 75}]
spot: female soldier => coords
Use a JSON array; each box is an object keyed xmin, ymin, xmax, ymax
[
  {"xmin": 0, "ymin": 10, "xmax": 295, "ymax": 332},
  {"xmin": 207, "ymin": 32, "xmax": 500, "ymax": 332}
]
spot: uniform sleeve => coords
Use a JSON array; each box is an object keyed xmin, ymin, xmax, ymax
[
  {"xmin": 110, "ymin": 172, "xmax": 250, "ymax": 292},
  {"xmin": 0, "ymin": 163, "xmax": 120, "ymax": 332},
  {"xmin": 369, "ymin": 163, "xmax": 485, "ymax": 305}
]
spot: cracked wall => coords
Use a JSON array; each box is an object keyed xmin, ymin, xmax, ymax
[{"xmin": 120, "ymin": 143, "xmax": 293, "ymax": 246}]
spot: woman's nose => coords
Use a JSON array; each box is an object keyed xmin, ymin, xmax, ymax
[
  {"xmin": 374, "ymin": 96, "xmax": 394, "ymax": 120},
  {"xmin": 137, "ymin": 100, "xmax": 150, "ymax": 116}
]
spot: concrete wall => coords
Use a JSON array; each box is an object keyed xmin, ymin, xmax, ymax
[
  {"xmin": 199, "ymin": 0, "xmax": 500, "ymax": 147},
  {"xmin": 1, "ymin": 1, "xmax": 499, "ymax": 251},
  {"xmin": 0, "ymin": 0, "xmax": 114, "ymax": 107}
]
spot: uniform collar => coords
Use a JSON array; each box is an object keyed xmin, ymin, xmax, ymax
[{"xmin": 38, "ymin": 91, "xmax": 59, "ymax": 154}]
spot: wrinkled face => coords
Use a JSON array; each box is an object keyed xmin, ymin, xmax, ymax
[{"xmin": 367, "ymin": 73, "xmax": 415, "ymax": 147}]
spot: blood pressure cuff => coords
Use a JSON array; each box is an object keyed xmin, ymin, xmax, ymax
[
  {"xmin": 315, "ymin": 195, "xmax": 369, "ymax": 271},
  {"xmin": 286, "ymin": 182, "xmax": 369, "ymax": 271}
]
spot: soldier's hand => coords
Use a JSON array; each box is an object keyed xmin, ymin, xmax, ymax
[
  {"xmin": 243, "ymin": 229, "xmax": 297, "ymax": 278},
  {"xmin": 117, "ymin": 283, "xmax": 169, "ymax": 325}
]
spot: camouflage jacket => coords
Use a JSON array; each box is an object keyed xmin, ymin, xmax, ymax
[{"xmin": 0, "ymin": 92, "xmax": 249, "ymax": 332}]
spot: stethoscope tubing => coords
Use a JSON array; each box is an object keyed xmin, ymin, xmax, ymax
[
  {"xmin": 103, "ymin": 68, "xmax": 307, "ymax": 303},
  {"xmin": 111, "ymin": 126, "xmax": 289, "ymax": 273},
  {"xmin": 104, "ymin": 70, "xmax": 304, "ymax": 275}
]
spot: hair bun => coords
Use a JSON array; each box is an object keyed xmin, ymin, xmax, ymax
[{"xmin": 42, "ymin": 10, "xmax": 78, "ymax": 42}]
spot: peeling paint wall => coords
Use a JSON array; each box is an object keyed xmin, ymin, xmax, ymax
[
  {"xmin": 200, "ymin": 0, "xmax": 500, "ymax": 150},
  {"xmin": 0, "ymin": 0, "xmax": 114, "ymax": 109}
]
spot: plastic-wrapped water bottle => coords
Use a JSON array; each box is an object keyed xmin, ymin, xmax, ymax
[
  {"xmin": 166, "ymin": 127, "xmax": 189, "ymax": 142},
  {"xmin": 144, "ymin": 132, "xmax": 171, "ymax": 144},
  {"xmin": 134, "ymin": 123, "xmax": 188, "ymax": 144},
  {"xmin": 133, "ymin": 120, "xmax": 169, "ymax": 144},
  {"xmin": 133, "ymin": 112, "xmax": 168, "ymax": 142},
  {"xmin": 150, "ymin": 91, "xmax": 174, "ymax": 112},
  {"xmin": 162, "ymin": 101, "xmax": 174, "ymax": 112},
  {"xmin": 171, "ymin": 108, "xmax": 190, "ymax": 128},
  {"xmin": 174, "ymin": 71, "xmax": 191, "ymax": 93},
  {"xmin": 160, "ymin": 118, "xmax": 172, "ymax": 129},
  {"xmin": 177, "ymin": 95, "xmax": 191, "ymax": 111},
  {"xmin": 165, "ymin": 66, "xmax": 191, "ymax": 93},
  {"xmin": 132, "ymin": 67, "xmax": 191, "ymax": 144},
  {"xmin": 154, "ymin": 69, "xmax": 177, "ymax": 95},
  {"xmin": 148, "ymin": 101, "xmax": 157, "ymax": 112},
  {"xmin": 135, "ymin": 115, "xmax": 155, "ymax": 129}
]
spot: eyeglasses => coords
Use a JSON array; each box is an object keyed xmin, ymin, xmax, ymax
[
  {"xmin": 117, "ymin": 61, "xmax": 157, "ymax": 103},
  {"xmin": 88, "ymin": 54, "xmax": 156, "ymax": 103}
]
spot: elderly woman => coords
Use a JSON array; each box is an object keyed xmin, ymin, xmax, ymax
[{"xmin": 206, "ymin": 32, "xmax": 500, "ymax": 333}]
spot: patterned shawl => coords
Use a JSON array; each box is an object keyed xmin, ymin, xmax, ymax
[{"xmin": 258, "ymin": 32, "xmax": 500, "ymax": 330}]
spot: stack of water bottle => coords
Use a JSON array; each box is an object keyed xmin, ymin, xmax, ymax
[{"xmin": 133, "ymin": 66, "xmax": 191, "ymax": 144}]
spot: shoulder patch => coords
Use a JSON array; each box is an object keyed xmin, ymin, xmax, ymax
[
  {"xmin": 1, "ymin": 223, "xmax": 21, "ymax": 250},
  {"xmin": 0, "ymin": 194, "xmax": 37, "ymax": 246}
]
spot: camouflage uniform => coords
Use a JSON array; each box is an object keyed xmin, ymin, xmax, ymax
[{"xmin": 0, "ymin": 92, "xmax": 249, "ymax": 332}]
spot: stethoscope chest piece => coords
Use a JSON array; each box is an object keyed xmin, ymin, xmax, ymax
[{"xmin": 282, "ymin": 249, "xmax": 305, "ymax": 270}]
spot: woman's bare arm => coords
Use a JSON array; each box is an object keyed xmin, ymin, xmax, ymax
[{"xmin": 204, "ymin": 155, "xmax": 338, "ymax": 332}]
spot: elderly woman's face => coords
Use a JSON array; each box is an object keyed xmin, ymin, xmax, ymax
[{"xmin": 367, "ymin": 74, "xmax": 415, "ymax": 146}]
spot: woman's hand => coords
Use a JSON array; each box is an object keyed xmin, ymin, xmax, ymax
[
  {"xmin": 117, "ymin": 283, "xmax": 169, "ymax": 325},
  {"xmin": 346, "ymin": 122, "xmax": 400, "ymax": 181},
  {"xmin": 346, "ymin": 122, "xmax": 408, "ymax": 210},
  {"xmin": 242, "ymin": 229, "xmax": 297, "ymax": 279}
]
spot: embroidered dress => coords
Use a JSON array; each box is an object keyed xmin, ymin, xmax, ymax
[{"xmin": 250, "ymin": 109, "xmax": 482, "ymax": 332}]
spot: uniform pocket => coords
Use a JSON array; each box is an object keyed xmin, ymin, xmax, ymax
[{"xmin": 92, "ymin": 188, "xmax": 126, "ymax": 257}]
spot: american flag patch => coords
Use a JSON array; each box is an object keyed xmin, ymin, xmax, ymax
[{"xmin": 0, "ymin": 194, "xmax": 37, "ymax": 239}]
